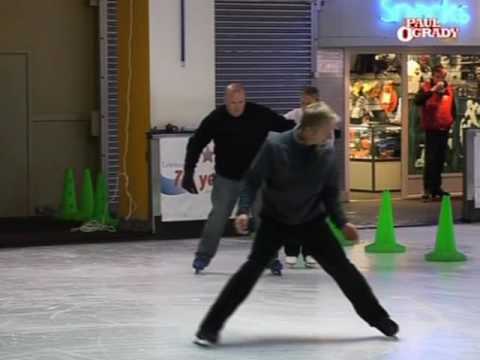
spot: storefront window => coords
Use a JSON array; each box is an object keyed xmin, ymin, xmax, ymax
[
  {"xmin": 349, "ymin": 54, "xmax": 402, "ymax": 128},
  {"xmin": 408, "ymin": 54, "xmax": 480, "ymax": 175},
  {"xmin": 349, "ymin": 54, "xmax": 402, "ymax": 192}
]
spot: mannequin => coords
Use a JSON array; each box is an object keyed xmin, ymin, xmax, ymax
[
  {"xmin": 460, "ymin": 99, "xmax": 480, "ymax": 145},
  {"xmin": 407, "ymin": 58, "xmax": 421, "ymax": 94}
]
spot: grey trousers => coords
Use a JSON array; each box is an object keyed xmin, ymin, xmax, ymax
[{"xmin": 195, "ymin": 175, "xmax": 244, "ymax": 261}]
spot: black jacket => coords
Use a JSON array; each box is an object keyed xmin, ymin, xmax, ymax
[{"xmin": 184, "ymin": 102, "xmax": 295, "ymax": 180}]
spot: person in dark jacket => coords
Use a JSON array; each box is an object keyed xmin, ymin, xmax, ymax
[
  {"xmin": 283, "ymin": 86, "xmax": 322, "ymax": 268},
  {"xmin": 193, "ymin": 102, "xmax": 399, "ymax": 347},
  {"xmin": 182, "ymin": 83, "xmax": 295, "ymax": 274},
  {"xmin": 414, "ymin": 65, "xmax": 456, "ymax": 201}
]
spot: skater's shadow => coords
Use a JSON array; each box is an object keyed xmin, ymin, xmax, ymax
[{"xmin": 221, "ymin": 335, "xmax": 397, "ymax": 348}]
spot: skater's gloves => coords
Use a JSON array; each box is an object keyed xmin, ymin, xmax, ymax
[{"xmin": 182, "ymin": 171, "xmax": 198, "ymax": 194}]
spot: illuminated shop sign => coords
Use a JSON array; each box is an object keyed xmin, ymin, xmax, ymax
[
  {"xmin": 397, "ymin": 18, "xmax": 459, "ymax": 42},
  {"xmin": 380, "ymin": 0, "xmax": 471, "ymax": 25}
]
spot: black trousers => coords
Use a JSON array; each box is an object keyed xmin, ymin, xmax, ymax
[
  {"xmin": 198, "ymin": 216, "xmax": 390, "ymax": 334},
  {"xmin": 424, "ymin": 130, "xmax": 449, "ymax": 195},
  {"xmin": 284, "ymin": 239, "xmax": 310, "ymax": 257}
]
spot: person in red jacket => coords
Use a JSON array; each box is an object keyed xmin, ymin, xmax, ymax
[{"xmin": 414, "ymin": 65, "xmax": 456, "ymax": 201}]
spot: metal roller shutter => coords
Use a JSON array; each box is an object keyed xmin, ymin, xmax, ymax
[{"xmin": 215, "ymin": 0, "xmax": 314, "ymax": 114}]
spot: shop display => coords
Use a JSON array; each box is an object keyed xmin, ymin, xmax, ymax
[
  {"xmin": 349, "ymin": 124, "xmax": 402, "ymax": 192},
  {"xmin": 414, "ymin": 144, "xmax": 425, "ymax": 169},
  {"xmin": 350, "ymin": 79, "xmax": 401, "ymax": 124},
  {"xmin": 460, "ymin": 99, "xmax": 480, "ymax": 145},
  {"xmin": 380, "ymin": 82, "xmax": 399, "ymax": 114},
  {"xmin": 349, "ymin": 54, "xmax": 403, "ymax": 192},
  {"xmin": 352, "ymin": 54, "xmax": 400, "ymax": 75},
  {"xmin": 349, "ymin": 52, "xmax": 480, "ymax": 189},
  {"xmin": 350, "ymin": 54, "xmax": 402, "ymax": 126},
  {"xmin": 350, "ymin": 124, "xmax": 401, "ymax": 160}
]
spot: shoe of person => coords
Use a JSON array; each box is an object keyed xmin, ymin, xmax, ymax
[
  {"xmin": 372, "ymin": 317, "xmax": 399, "ymax": 337},
  {"xmin": 193, "ymin": 330, "xmax": 219, "ymax": 347},
  {"xmin": 422, "ymin": 193, "xmax": 433, "ymax": 202},
  {"xmin": 285, "ymin": 256, "xmax": 298, "ymax": 268},
  {"xmin": 269, "ymin": 259, "xmax": 283, "ymax": 276},
  {"xmin": 192, "ymin": 257, "xmax": 209, "ymax": 274},
  {"xmin": 433, "ymin": 189, "xmax": 450, "ymax": 198},
  {"xmin": 304, "ymin": 255, "xmax": 318, "ymax": 268}
]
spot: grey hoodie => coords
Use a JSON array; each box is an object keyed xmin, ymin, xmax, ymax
[{"xmin": 237, "ymin": 129, "xmax": 347, "ymax": 228}]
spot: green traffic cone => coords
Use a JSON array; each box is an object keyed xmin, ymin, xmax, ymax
[
  {"xmin": 365, "ymin": 191, "xmax": 406, "ymax": 253},
  {"xmin": 58, "ymin": 168, "xmax": 78, "ymax": 221},
  {"xmin": 92, "ymin": 173, "xmax": 118, "ymax": 226},
  {"xmin": 327, "ymin": 218, "xmax": 354, "ymax": 247},
  {"xmin": 76, "ymin": 169, "xmax": 95, "ymax": 222},
  {"xmin": 425, "ymin": 196, "xmax": 466, "ymax": 262}
]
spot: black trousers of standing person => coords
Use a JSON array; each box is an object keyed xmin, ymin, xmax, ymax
[
  {"xmin": 423, "ymin": 130, "xmax": 449, "ymax": 195},
  {"xmin": 198, "ymin": 216, "xmax": 390, "ymax": 335},
  {"xmin": 284, "ymin": 238, "xmax": 310, "ymax": 258}
]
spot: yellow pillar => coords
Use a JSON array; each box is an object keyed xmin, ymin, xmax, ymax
[{"xmin": 118, "ymin": 0, "xmax": 150, "ymax": 221}]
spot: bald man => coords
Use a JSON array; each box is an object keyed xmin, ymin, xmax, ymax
[{"xmin": 183, "ymin": 83, "xmax": 295, "ymax": 274}]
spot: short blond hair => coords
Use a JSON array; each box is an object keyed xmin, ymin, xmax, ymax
[{"xmin": 299, "ymin": 102, "xmax": 338, "ymax": 130}]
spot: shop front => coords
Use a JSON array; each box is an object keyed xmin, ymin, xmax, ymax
[{"xmin": 315, "ymin": 0, "xmax": 480, "ymax": 200}]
